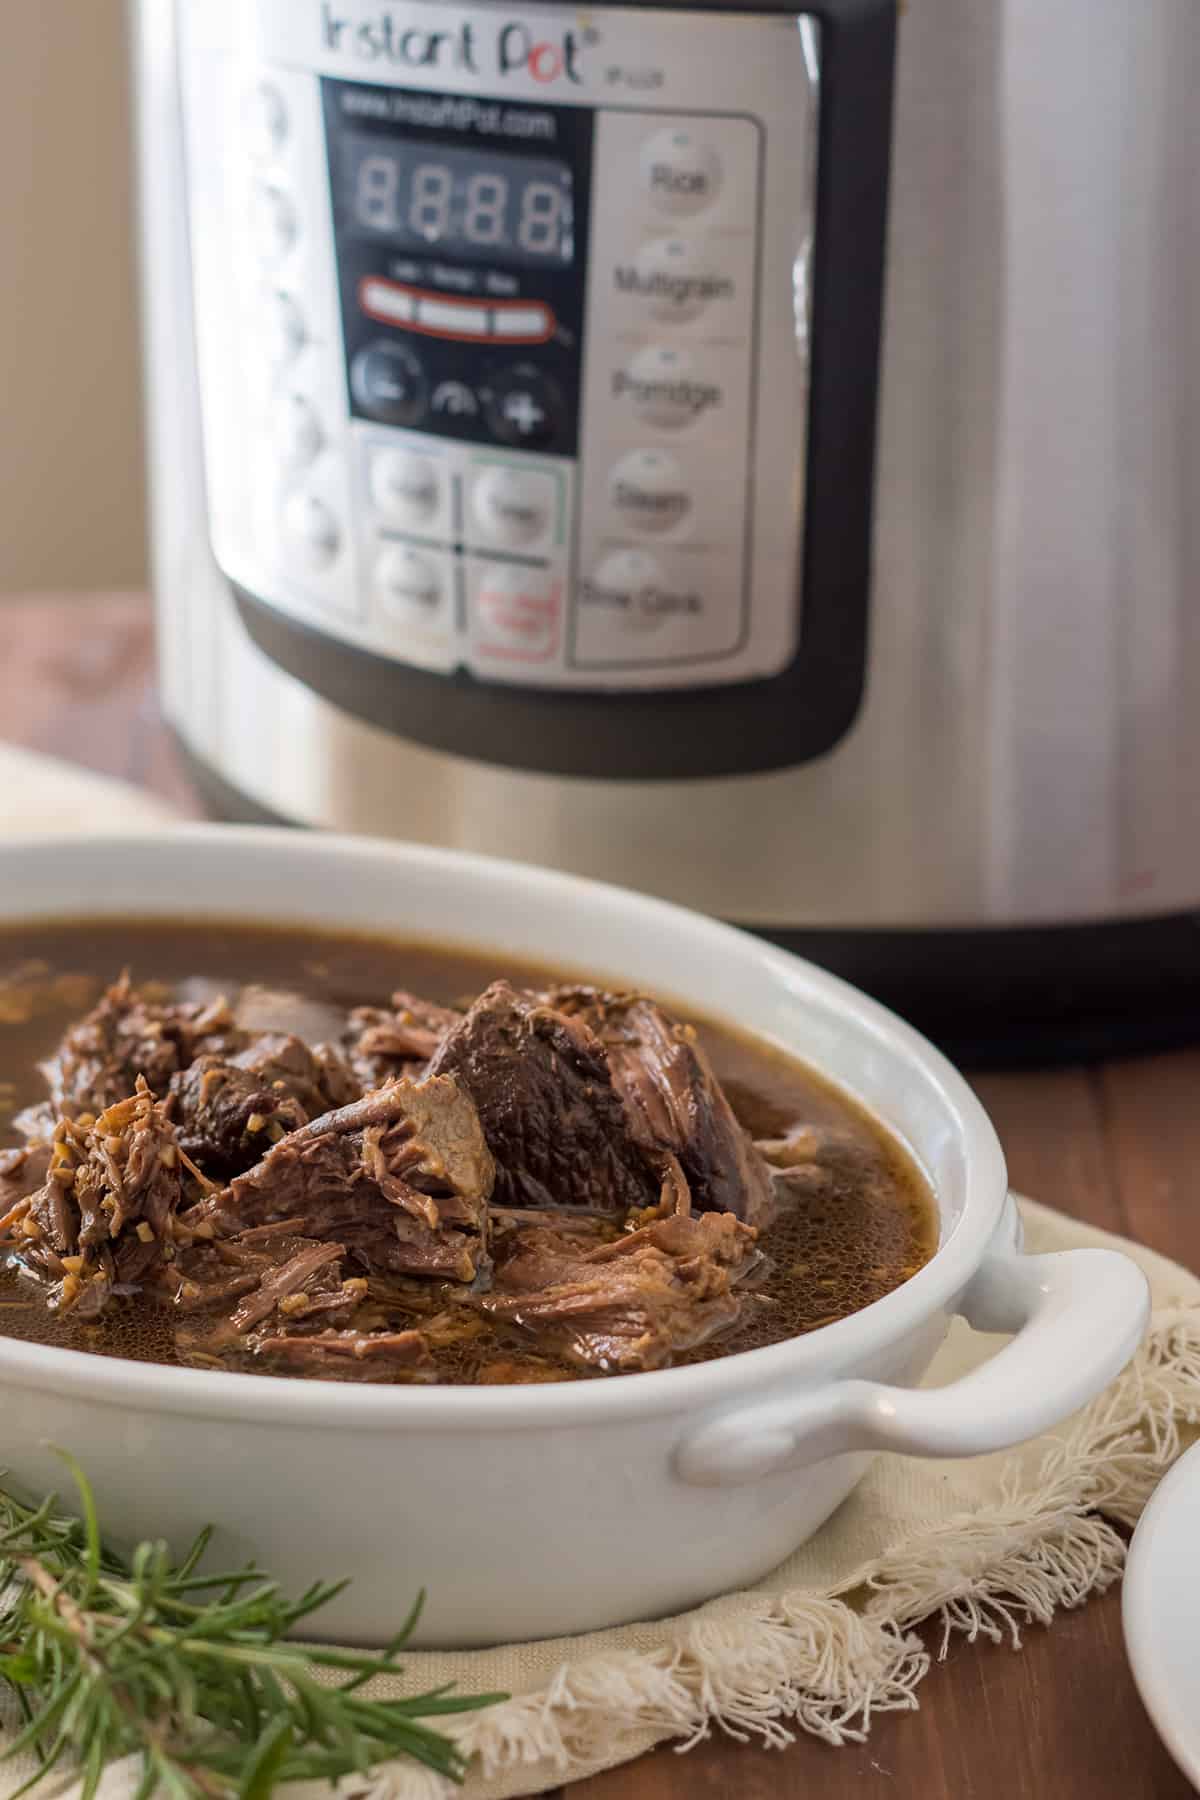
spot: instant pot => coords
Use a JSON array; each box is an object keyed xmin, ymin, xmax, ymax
[{"xmin": 133, "ymin": 0, "xmax": 1200, "ymax": 1060}]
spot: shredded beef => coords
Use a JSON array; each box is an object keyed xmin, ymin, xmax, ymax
[
  {"xmin": 249, "ymin": 1327, "xmax": 435, "ymax": 1380},
  {"xmin": 549, "ymin": 988, "xmax": 776, "ymax": 1226},
  {"xmin": 39, "ymin": 974, "xmax": 245, "ymax": 1119},
  {"xmin": 181, "ymin": 1075, "xmax": 494, "ymax": 1283},
  {"xmin": 1, "ymin": 1078, "xmax": 183, "ymax": 1315},
  {"xmin": 345, "ymin": 990, "xmax": 462, "ymax": 1087},
  {"xmin": 428, "ymin": 982, "xmax": 661, "ymax": 1215},
  {"xmin": 167, "ymin": 1033, "xmax": 358, "ymax": 1178},
  {"xmin": 0, "ymin": 1142, "xmax": 50, "ymax": 1219},
  {"xmin": 479, "ymin": 1211, "xmax": 760, "ymax": 1371}
]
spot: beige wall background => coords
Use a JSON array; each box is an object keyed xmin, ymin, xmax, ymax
[{"xmin": 0, "ymin": 0, "xmax": 147, "ymax": 594}]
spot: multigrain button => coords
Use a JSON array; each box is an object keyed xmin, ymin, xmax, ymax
[
  {"xmin": 375, "ymin": 546, "xmax": 444, "ymax": 623},
  {"xmin": 628, "ymin": 236, "xmax": 735, "ymax": 323},
  {"xmin": 612, "ymin": 345, "xmax": 721, "ymax": 430},
  {"xmin": 609, "ymin": 449, "xmax": 691, "ymax": 535},
  {"xmin": 640, "ymin": 127, "xmax": 722, "ymax": 217},
  {"xmin": 471, "ymin": 465, "xmax": 553, "ymax": 547},
  {"xmin": 281, "ymin": 492, "xmax": 339, "ymax": 570},
  {"xmin": 252, "ymin": 183, "xmax": 298, "ymax": 264},
  {"xmin": 368, "ymin": 448, "xmax": 442, "ymax": 530}
]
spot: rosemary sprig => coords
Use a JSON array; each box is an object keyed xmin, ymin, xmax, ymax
[{"xmin": 0, "ymin": 1452, "xmax": 502, "ymax": 1798}]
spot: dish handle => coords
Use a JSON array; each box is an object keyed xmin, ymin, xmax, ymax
[{"xmin": 673, "ymin": 1219, "xmax": 1150, "ymax": 1488}]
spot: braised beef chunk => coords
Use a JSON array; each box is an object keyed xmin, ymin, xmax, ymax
[
  {"xmin": 428, "ymin": 982, "xmax": 661, "ymax": 1216},
  {"xmin": 3, "ymin": 1078, "xmax": 183, "ymax": 1316},
  {"xmin": 167, "ymin": 1033, "xmax": 358, "ymax": 1178},
  {"xmin": 480, "ymin": 1211, "xmax": 760, "ymax": 1372},
  {"xmin": 183, "ymin": 1075, "xmax": 494, "ymax": 1283},
  {"xmin": 550, "ymin": 989, "xmax": 776, "ymax": 1227},
  {"xmin": 344, "ymin": 990, "xmax": 462, "ymax": 1087},
  {"xmin": 39, "ymin": 974, "xmax": 244, "ymax": 1119}
]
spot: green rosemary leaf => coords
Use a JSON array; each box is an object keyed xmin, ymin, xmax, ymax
[{"xmin": 0, "ymin": 1460, "xmax": 500, "ymax": 1798}]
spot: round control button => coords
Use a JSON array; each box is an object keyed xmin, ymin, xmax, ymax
[
  {"xmin": 375, "ymin": 546, "xmax": 443, "ymax": 624},
  {"xmin": 263, "ymin": 290, "xmax": 306, "ymax": 366},
  {"xmin": 609, "ymin": 449, "xmax": 691, "ymax": 536},
  {"xmin": 244, "ymin": 82, "xmax": 288, "ymax": 159},
  {"xmin": 351, "ymin": 340, "xmax": 428, "ymax": 428},
  {"xmin": 472, "ymin": 466, "xmax": 552, "ymax": 548},
  {"xmin": 633, "ymin": 236, "xmax": 730, "ymax": 324},
  {"xmin": 369, "ymin": 449, "xmax": 440, "ymax": 530},
  {"xmin": 275, "ymin": 394, "xmax": 323, "ymax": 472},
  {"xmin": 617, "ymin": 345, "xmax": 720, "ymax": 431},
  {"xmin": 587, "ymin": 549, "xmax": 667, "ymax": 633},
  {"xmin": 475, "ymin": 564, "xmax": 557, "ymax": 654},
  {"xmin": 252, "ymin": 183, "xmax": 298, "ymax": 264},
  {"xmin": 281, "ymin": 492, "xmax": 339, "ymax": 570},
  {"xmin": 483, "ymin": 365, "xmax": 561, "ymax": 450},
  {"xmin": 640, "ymin": 127, "xmax": 722, "ymax": 217}
]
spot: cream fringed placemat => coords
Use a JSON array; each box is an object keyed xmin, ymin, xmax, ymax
[{"xmin": 2, "ymin": 763, "xmax": 1199, "ymax": 1797}]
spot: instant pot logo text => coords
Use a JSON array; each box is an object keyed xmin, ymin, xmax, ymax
[{"xmin": 320, "ymin": 3, "xmax": 592, "ymax": 84}]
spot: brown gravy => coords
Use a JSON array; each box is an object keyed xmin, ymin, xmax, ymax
[{"xmin": 0, "ymin": 919, "xmax": 936, "ymax": 1381}]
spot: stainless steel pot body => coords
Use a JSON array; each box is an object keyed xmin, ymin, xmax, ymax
[{"xmin": 135, "ymin": 0, "xmax": 1200, "ymax": 932}]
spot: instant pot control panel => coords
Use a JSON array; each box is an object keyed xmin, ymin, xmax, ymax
[{"xmin": 180, "ymin": 0, "xmax": 894, "ymax": 775}]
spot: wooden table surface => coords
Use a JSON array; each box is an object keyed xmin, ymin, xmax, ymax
[{"xmin": 4, "ymin": 591, "xmax": 1198, "ymax": 1799}]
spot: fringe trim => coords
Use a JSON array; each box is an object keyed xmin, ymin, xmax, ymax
[{"xmin": 423, "ymin": 1301, "xmax": 1200, "ymax": 1796}]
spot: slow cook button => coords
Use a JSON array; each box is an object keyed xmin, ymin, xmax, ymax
[
  {"xmin": 281, "ymin": 492, "xmax": 340, "ymax": 571},
  {"xmin": 375, "ymin": 546, "xmax": 445, "ymax": 625},
  {"xmin": 368, "ymin": 448, "xmax": 441, "ymax": 530},
  {"xmin": 471, "ymin": 466, "xmax": 553, "ymax": 548},
  {"xmin": 640, "ymin": 127, "xmax": 722, "ymax": 217},
  {"xmin": 612, "ymin": 346, "xmax": 721, "ymax": 430},
  {"xmin": 581, "ymin": 550, "xmax": 703, "ymax": 633},
  {"xmin": 475, "ymin": 564, "xmax": 557, "ymax": 656},
  {"xmin": 622, "ymin": 236, "xmax": 735, "ymax": 324},
  {"xmin": 609, "ymin": 449, "xmax": 690, "ymax": 535}
]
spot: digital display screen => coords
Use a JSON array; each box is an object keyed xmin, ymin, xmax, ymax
[{"xmin": 343, "ymin": 133, "xmax": 574, "ymax": 266}]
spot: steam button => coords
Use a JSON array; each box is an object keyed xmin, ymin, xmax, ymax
[
  {"xmin": 484, "ymin": 365, "xmax": 561, "ymax": 450},
  {"xmin": 351, "ymin": 340, "xmax": 428, "ymax": 428},
  {"xmin": 471, "ymin": 466, "xmax": 554, "ymax": 548},
  {"xmin": 369, "ymin": 449, "xmax": 442, "ymax": 530},
  {"xmin": 281, "ymin": 492, "xmax": 339, "ymax": 571},
  {"xmin": 641, "ymin": 128, "xmax": 722, "ymax": 217},
  {"xmin": 609, "ymin": 449, "xmax": 691, "ymax": 535}
]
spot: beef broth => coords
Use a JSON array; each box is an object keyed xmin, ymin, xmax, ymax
[{"xmin": 0, "ymin": 919, "xmax": 935, "ymax": 1383}]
